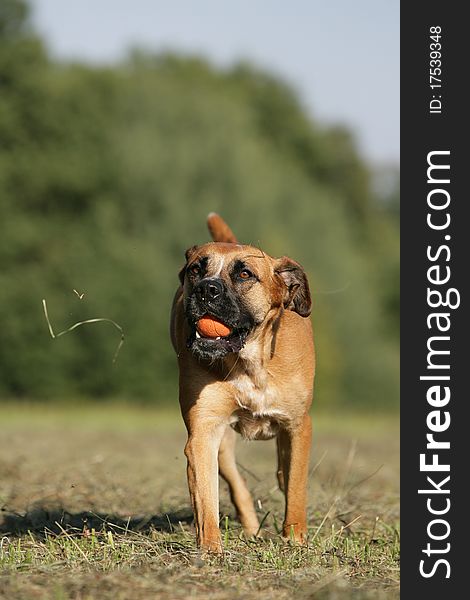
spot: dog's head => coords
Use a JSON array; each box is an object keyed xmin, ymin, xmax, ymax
[{"xmin": 179, "ymin": 242, "xmax": 311, "ymax": 360}]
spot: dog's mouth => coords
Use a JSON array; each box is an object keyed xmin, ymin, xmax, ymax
[{"xmin": 186, "ymin": 315, "xmax": 252, "ymax": 357}]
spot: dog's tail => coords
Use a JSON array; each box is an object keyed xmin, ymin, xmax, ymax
[{"xmin": 207, "ymin": 212, "xmax": 238, "ymax": 243}]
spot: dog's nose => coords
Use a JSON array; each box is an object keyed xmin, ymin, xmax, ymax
[{"xmin": 195, "ymin": 279, "xmax": 223, "ymax": 302}]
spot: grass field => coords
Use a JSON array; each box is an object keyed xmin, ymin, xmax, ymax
[{"xmin": 0, "ymin": 403, "xmax": 399, "ymax": 599}]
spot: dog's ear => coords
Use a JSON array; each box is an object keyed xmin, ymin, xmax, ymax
[
  {"xmin": 178, "ymin": 245, "xmax": 198, "ymax": 285},
  {"xmin": 274, "ymin": 257, "xmax": 312, "ymax": 317}
]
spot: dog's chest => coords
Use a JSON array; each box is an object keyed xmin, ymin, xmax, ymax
[
  {"xmin": 231, "ymin": 372, "xmax": 278, "ymax": 414},
  {"xmin": 229, "ymin": 349, "xmax": 286, "ymax": 440}
]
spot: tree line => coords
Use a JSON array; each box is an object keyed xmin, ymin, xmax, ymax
[{"xmin": 0, "ymin": 0, "xmax": 399, "ymax": 408}]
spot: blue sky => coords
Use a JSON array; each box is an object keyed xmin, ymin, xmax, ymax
[{"xmin": 30, "ymin": 0, "xmax": 399, "ymax": 166}]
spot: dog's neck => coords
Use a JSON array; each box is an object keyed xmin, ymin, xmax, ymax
[{"xmin": 227, "ymin": 307, "xmax": 283, "ymax": 388}]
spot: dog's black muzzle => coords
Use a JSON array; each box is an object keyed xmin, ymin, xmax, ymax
[{"xmin": 185, "ymin": 278, "xmax": 253, "ymax": 360}]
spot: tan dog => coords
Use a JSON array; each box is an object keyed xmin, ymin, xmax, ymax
[{"xmin": 170, "ymin": 213, "xmax": 315, "ymax": 552}]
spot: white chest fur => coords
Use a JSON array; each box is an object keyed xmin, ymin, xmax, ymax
[
  {"xmin": 230, "ymin": 340, "xmax": 285, "ymax": 419},
  {"xmin": 231, "ymin": 373, "xmax": 281, "ymax": 416}
]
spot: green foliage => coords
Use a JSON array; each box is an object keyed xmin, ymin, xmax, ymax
[{"xmin": 0, "ymin": 1, "xmax": 399, "ymax": 408}]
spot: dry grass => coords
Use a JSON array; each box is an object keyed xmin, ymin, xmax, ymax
[{"xmin": 0, "ymin": 403, "xmax": 399, "ymax": 599}]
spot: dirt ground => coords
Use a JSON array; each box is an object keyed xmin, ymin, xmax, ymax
[{"xmin": 0, "ymin": 404, "xmax": 399, "ymax": 599}]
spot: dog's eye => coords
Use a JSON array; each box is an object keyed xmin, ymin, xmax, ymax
[
  {"xmin": 189, "ymin": 264, "xmax": 201, "ymax": 276},
  {"xmin": 239, "ymin": 269, "xmax": 253, "ymax": 280}
]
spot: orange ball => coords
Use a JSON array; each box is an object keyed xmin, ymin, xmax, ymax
[{"xmin": 197, "ymin": 316, "xmax": 232, "ymax": 338}]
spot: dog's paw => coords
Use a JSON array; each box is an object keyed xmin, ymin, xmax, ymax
[
  {"xmin": 282, "ymin": 523, "xmax": 307, "ymax": 545},
  {"xmin": 199, "ymin": 537, "xmax": 224, "ymax": 554}
]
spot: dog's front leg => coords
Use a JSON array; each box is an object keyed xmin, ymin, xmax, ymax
[
  {"xmin": 278, "ymin": 413, "xmax": 312, "ymax": 543},
  {"xmin": 184, "ymin": 419, "xmax": 226, "ymax": 553}
]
